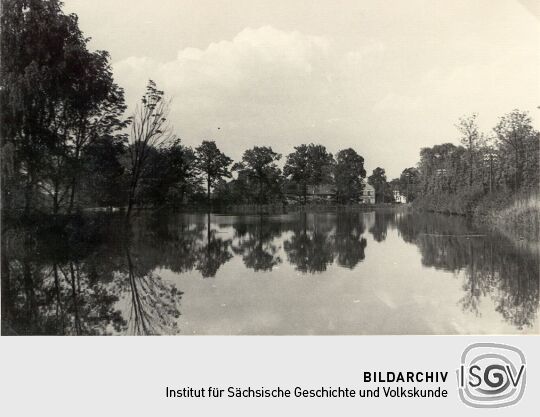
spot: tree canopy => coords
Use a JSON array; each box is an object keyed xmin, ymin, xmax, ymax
[
  {"xmin": 283, "ymin": 143, "xmax": 334, "ymax": 204},
  {"xmin": 334, "ymin": 148, "xmax": 366, "ymax": 203},
  {"xmin": 195, "ymin": 140, "xmax": 233, "ymax": 203},
  {"xmin": 233, "ymin": 146, "xmax": 283, "ymax": 204}
]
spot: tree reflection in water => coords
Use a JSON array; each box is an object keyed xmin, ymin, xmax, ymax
[
  {"xmin": 282, "ymin": 212, "xmax": 368, "ymax": 272},
  {"xmin": 1, "ymin": 222, "xmax": 125, "ymax": 335},
  {"xmin": 121, "ymin": 232, "xmax": 183, "ymax": 336},
  {"xmin": 283, "ymin": 212, "xmax": 336, "ymax": 273},
  {"xmin": 334, "ymin": 212, "xmax": 367, "ymax": 269},
  {"xmin": 196, "ymin": 213, "xmax": 233, "ymax": 278},
  {"xmin": 1, "ymin": 215, "xmax": 183, "ymax": 335},
  {"xmin": 1, "ymin": 209, "xmax": 538, "ymax": 334},
  {"xmin": 232, "ymin": 214, "xmax": 283, "ymax": 272},
  {"xmin": 395, "ymin": 212, "xmax": 540, "ymax": 330}
]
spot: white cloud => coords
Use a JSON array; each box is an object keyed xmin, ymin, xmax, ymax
[
  {"xmin": 114, "ymin": 26, "xmax": 361, "ymax": 162},
  {"xmin": 113, "ymin": 23, "xmax": 540, "ymax": 178},
  {"xmin": 115, "ymin": 26, "xmax": 334, "ymax": 109}
]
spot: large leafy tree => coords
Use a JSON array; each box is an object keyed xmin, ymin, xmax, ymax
[
  {"xmin": 283, "ymin": 144, "xmax": 310, "ymax": 202},
  {"xmin": 493, "ymin": 109, "xmax": 539, "ymax": 191},
  {"xmin": 0, "ymin": 0, "xmax": 127, "ymax": 215},
  {"xmin": 368, "ymin": 167, "xmax": 393, "ymax": 203},
  {"xmin": 195, "ymin": 140, "xmax": 233, "ymax": 203},
  {"xmin": 2, "ymin": 0, "xmax": 71, "ymax": 213},
  {"xmin": 232, "ymin": 146, "xmax": 283, "ymax": 204},
  {"xmin": 62, "ymin": 50, "xmax": 128, "ymax": 214},
  {"xmin": 283, "ymin": 143, "xmax": 334, "ymax": 204},
  {"xmin": 334, "ymin": 148, "xmax": 366, "ymax": 203},
  {"xmin": 417, "ymin": 143, "xmax": 465, "ymax": 195},
  {"xmin": 137, "ymin": 140, "xmax": 200, "ymax": 207},
  {"xmin": 80, "ymin": 135, "xmax": 127, "ymax": 208},
  {"xmin": 397, "ymin": 167, "xmax": 420, "ymax": 202},
  {"xmin": 165, "ymin": 143, "xmax": 200, "ymax": 204}
]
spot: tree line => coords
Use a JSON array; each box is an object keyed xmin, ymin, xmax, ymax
[
  {"xmin": 7, "ymin": 1, "xmax": 535, "ymax": 218},
  {"xmin": 2, "ymin": 0, "xmax": 404, "ymax": 218},
  {"xmin": 391, "ymin": 110, "xmax": 540, "ymax": 214}
]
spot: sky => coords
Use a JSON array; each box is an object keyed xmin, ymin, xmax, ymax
[{"xmin": 62, "ymin": 0, "xmax": 540, "ymax": 178}]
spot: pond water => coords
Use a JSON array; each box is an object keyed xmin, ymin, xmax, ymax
[{"xmin": 1, "ymin": 208, "xmax": 538, "ymax": 335}]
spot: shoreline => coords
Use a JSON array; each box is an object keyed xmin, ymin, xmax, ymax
[
  {"xmin": 3, "ymin": 200, "xmax": 538, "ymax": 243},
  {"xmin": 1, "ymin": 202, "xmax": 408, "ymax": 217},
  {"xmin": 413, "ymin": 192, "xmax": 540, "ymax": 242}
]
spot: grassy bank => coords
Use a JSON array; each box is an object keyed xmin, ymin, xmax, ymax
[
  {"xmin": 414, "ymin": 190, "xmax": 540, "ymax": 241},
  {"xmin": 475, "ymin": 193, "xmax": 540, "ymax": 241}
]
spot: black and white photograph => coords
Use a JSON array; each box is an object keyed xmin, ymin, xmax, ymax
[{"xmin": 1, "ymin": 0, "xmax": 539, "ymax": 338}]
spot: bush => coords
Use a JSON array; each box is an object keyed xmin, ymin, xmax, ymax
[
  {"xmin": 413, "ymin": 187, "xmax": 484, "ymax": 215},
  {"xmin": 479, "ymin": 192, "xmax": 540, "ymax": 241},
  {"xmin": 414, "ymin": 189, "xmax": 540, "ymax": 241}
]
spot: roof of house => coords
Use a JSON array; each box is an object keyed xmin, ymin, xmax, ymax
[
  {"xmin": 285, "ymin": 181, "xmax": 374, "ymax": 196},
  {"xmin": 362, "ymin": 182, "xmax": 375, "ymax": 191}
]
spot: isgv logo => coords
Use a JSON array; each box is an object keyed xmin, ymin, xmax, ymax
[{"xmin": 457, "ymin": 343, "xmax": 526, "ymax": 408}]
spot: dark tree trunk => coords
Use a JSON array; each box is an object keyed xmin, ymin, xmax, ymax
[
  {"xmin": 53, "ymin": 263, "xmax": 65, "ymax": 334},
  {"xmin": 69, "ymin": 262, "xmax": 81, "ymax": 335},
  {"xmin": 22, "ymin": 239, "xmax": 36, "ymax": 331},
  {"xmin": 126, "ymin": 166, "xmax": 140, "ymax": 219},
  {"xmin": 207, "ymin": 212, "xmax": 211, "ymax": 242},
  {"xmin": 52, "ymin": 179, "xmax": 60, "ymax": 215},
  {"xmin": 469, "ymin": 152, "xmax": 474, "ymax": 187},
  {"xmin": 126, "ymin": 193, "xmax": 135, "ymax": 219},
  {"xmin": 207, "ymin": 176, "xmax": 211, "ymax": 204},
  {"xmin": 514, "ymin": 148, "xmax": 522, "ymax": 190},
  {"xmin": 1, "ymin": 241, "xmax": 12, "ymax": 332},
  {"xmin": 67, "ymin": 178, "xmax": 77, "ymax": 214},
  {"xmin": 68, "ymin": 145, "xmax": 82, "ymax": 215},
  {"xmin": 489, "ymin": 155, "xmax": 494, "ymax": 193}
]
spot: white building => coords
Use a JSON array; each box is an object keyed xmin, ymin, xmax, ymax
[
  {"xmin": 359, "ymin": 182, "xmax": 375, "ymax": 204},
  {"xmin": 393, "ymin": 190, "xmax": 407, "ymax": 203}
]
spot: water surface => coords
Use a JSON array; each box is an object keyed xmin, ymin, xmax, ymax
[{"xmin": 2, "ymin": 209, "xmax": 538, "ymax": 335}]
